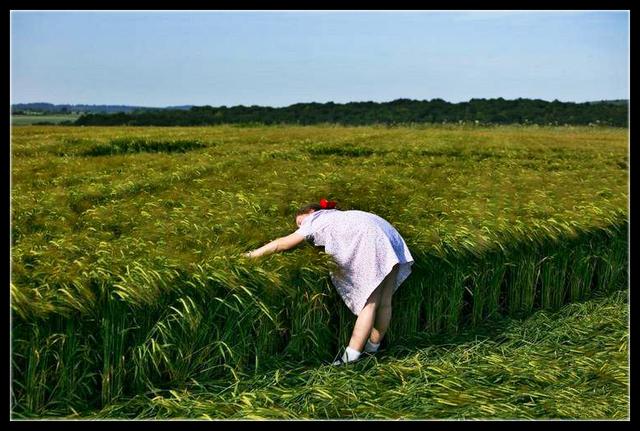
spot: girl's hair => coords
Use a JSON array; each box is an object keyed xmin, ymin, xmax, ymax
[
  {"xmin": 296, "ymin": 203, "xmax": 322, "ymax": 216},
  {"xmin": 295, "ymin": 199, "xmax": 337, "ymax": 217}
]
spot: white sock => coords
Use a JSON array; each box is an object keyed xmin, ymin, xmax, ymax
[
  {"xmin": 342, "ymin": 346, "xmax": 361, "ymax": 363},
  {"xmin": 364, "ymin": 340, "xmax": 380, "ymax": 353}
]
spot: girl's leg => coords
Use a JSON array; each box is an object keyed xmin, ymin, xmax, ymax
[
  {"xmin": 369, "ymin": 264, "xmax": 398, "ymax": 345},
  {"xmin": 346, "ymin": 265, "xmax": 398, "ymax": 352},
  {"xmin": 347, "ymin": 282, "xmax": 383, "ymax": 353}
]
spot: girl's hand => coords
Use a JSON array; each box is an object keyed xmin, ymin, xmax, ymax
[{"xmin": 244, "ymin": 251, "xmax": 255, "ymax": 258}]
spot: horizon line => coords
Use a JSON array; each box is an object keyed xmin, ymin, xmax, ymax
[{"xmin": 11, "ymin": 96, "xmax": 629, "ymax": 109}]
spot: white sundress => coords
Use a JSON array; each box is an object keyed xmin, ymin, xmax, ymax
[{"xmin": 294, "ymin": 209, "xmax": 414, "ymax": 315}]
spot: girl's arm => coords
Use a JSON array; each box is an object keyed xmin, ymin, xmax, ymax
[{"xmin": 245, "ymin": 232, "xmax": 306, "ymax": 258}]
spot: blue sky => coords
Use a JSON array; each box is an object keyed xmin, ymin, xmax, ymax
[{"xmin": 10, "ymin": 10, "xmax": 629, "ymax": 107}]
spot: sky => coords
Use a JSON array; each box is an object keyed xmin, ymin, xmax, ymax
[{"xmin": 10, "ymin": 10, "xmax": 629, "ymax": 107}]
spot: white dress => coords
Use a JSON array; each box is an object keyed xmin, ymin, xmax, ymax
[{"xmin": 295, "ymin": 209, "xmax": 414, "ymax": 315}]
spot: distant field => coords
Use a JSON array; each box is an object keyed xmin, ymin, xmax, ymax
[
  {"xmin": 11, "ymin": 124, "xmax": 628, "ymax": 418},
  {"xmin": 11, "ymin": 114, "xmax": 81, "ymax": 125}
]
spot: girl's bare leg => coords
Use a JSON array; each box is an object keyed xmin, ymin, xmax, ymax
[
  {"xmin": 347, "ymin": 282, "xmax": 383, "ymax": 353},
  {"xmin": 347, "ymin": 265, "xmax": 398, "ymax": 352},
  {"xmin": 369, "ymin": 264, "xmax": 398, "ymax": 345}
]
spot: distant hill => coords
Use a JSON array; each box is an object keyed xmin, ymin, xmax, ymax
[
  {"xmin": 12, "ymin": 100, "xmax": 627, "ymax": 115},
  {"xmin": 11, "ymin": 103, "xmax": 194, "ymax": 114},
  {"xmin": 11, "ymin": 99, "xmax": 628, "ymax": 127}
]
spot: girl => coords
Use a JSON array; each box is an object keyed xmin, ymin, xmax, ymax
[{"xmin": 245, "ymin": 199, "xmax": 414, "ymax": 365}]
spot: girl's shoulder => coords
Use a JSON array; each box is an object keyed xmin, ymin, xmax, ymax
[
  {"xmin": 313, "ymin": 209, "xmax": 340, "ymax": 218},
  {"xmin": 304, "ymin": 209, "xmax": 340, "ymax": 227}
]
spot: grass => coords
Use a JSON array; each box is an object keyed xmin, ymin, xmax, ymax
[
  {"xmin": 10, "ymin": 124, "xmax": 628, "ymax": 418},
  {"xmin": 11, "ymin": 114, "xmax": 81, "ymax": 125},
  {"xmin": 32, "ymin": 288, "xmax": 628, "ymax": 420},
  {"xmin": 81, "ymin": 137, "xmax": 208, "ymax": 156}
]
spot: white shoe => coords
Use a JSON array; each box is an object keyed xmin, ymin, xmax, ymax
[
  {"xmin": 364, "ymin": 339, "xmax": 381, "ymax": 354},
  {"xmin": 331, "ymin": 357, "xmax": 348, "ymax": 366},
  {"xmin": 331, "ymin": 347, "xmax": 361, "ymax": 366}
]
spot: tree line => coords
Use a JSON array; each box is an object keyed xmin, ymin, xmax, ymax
[{"xmin": 73, "ymin": 98, "xmax": 628, "ymax": 127}]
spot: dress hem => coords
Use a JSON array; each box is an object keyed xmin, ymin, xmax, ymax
[{"xmin": 348, "ymin": 259, "xmax": 414, "ymax": 316}]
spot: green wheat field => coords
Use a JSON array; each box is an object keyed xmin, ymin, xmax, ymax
[
  {"xmin": 11, "ymin": 124, "xmax": 628, "ymax": 419},
  {"xmin": 11, "ymin": 114, "xmax": 81, "ymax": 126}
]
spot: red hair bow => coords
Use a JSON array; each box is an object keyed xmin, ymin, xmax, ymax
[{"xmin": 319, "ymin": 198, "xmax": 337, "ymax": 209}]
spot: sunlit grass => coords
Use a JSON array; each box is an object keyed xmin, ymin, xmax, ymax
[
  {"xmin": 10, "ymin": 124, "xmax": 628, "ymax": 417},
  {"xmin": 51, "ymin": 289, "xmax": 628, "ymax": 420}
]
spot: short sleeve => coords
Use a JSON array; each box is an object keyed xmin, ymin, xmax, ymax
[{"xmin": 294, "ymin": 222, "xmax": 313, "ymax": 240}]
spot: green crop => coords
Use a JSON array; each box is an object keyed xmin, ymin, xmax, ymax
[{"xmin": 10, "ymin": 124, "xmax": 628, "ymax": 417}]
